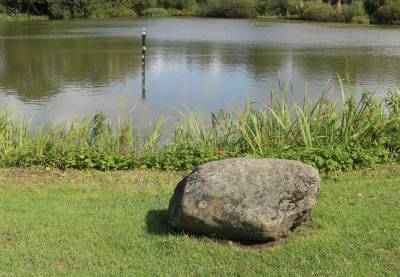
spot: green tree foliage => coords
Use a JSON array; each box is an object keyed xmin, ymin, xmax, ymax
[
  {"xmin": 364, "ymin": 0, "xmax": 400, "ymax": 23},
  {"xmin": 201, "ymin": 0, "xmax": 257, "ymax": 18},
  {"xmin": 256, "ymin": 0, "xmax": 290, "ymax": 16},
  {"xmin": 1, "ymin": 0, "xmax": 46, "ymax": 15},
  {"xmin": 364, "ymin": 0, "xmax": 384, "ymax": 16},
  {"xmin": 0, "ymin": 0, "xmax": 399, "ymax": 23},
  {"xmin": 0, "ymin": 0, "xmax": 150, "ymax": 18},
  {"xmin": 160, "ymin": 0, "xmax": 196, "ymax": 9},
  {"xmin": 133, "ymin": 0, "xmax": 158, "ymax": 15}
]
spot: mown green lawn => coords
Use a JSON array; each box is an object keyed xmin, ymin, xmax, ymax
[{"xmin": 0, "ymin": 166, "xmax": 399, "ymax": 276}]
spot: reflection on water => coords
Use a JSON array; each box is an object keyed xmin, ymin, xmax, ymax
[
  {"xmin": 0, "ymin": 38, "xmax": 139, "ymax": 100},
  {"xmin": 0, "ymin": 18, "xmax": 400, "ymax": 127}
]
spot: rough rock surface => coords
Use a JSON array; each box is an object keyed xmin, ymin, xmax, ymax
[{"xmin": 168, "ymin": 158, "xmax": 320, "ymax": 242}]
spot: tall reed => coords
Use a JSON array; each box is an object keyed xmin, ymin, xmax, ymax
[{"xmin": 1, "ymin": 82, "xmax": 399, "ymax": 173}]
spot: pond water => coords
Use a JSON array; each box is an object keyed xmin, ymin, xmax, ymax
[{"xmin": 0, "ymin": 18, "xmax": 400, "ymax": 127}]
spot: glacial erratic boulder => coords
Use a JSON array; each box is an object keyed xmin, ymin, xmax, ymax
[{"xmin": 167, "ymin": 158, "xmax": 320, "ymax": 242}]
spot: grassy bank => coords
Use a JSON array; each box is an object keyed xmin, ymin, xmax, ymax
[
  {"xmin": 0, "ymin": 13, "xmax": 48, "ymax": 22},
  {"xmin": 0, "ymin": 165, "xmax": 399, "ymax": 275},
  {"xmin": 1, "ymin": 82, "xmax": 400, "ymax": 174}
]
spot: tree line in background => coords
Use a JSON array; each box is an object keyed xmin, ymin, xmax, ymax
[{"xmin": 0, "ymin": 0, "xmax": 399, "ymax": 23}]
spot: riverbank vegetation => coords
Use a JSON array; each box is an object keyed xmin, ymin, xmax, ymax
[
  {"xmin": 0, "ymin": 13, "xmax": 47, "ymax": 22},
  {"xmin": 1, "ymin": 82, "xmax": 400, "ymax": 174},
  {"xmin": 0, "ymin": 0, "xmax": 399, "ymax": 24},
  {"xmin": 0, "ymin": 165, "xmax": 399, "ymax": 275}
]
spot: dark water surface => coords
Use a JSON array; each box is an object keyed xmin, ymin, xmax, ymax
[{"xmin": 1, "ymin": 18, "xmax": 400, "ymax": 127}]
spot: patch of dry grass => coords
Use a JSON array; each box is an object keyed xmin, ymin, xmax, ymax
[{"xmin": 0, "ymin": 167, "xmax": 184, "ymax": 192}]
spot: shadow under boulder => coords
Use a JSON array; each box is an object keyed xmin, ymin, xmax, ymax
[{"xmin": 146, "ymin": 209, "xmax": 173, "ymax": 236}]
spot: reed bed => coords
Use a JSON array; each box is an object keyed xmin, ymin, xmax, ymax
[{"xmin": 1, "ymin": 81, "xmax": 399, "ymax": 173}]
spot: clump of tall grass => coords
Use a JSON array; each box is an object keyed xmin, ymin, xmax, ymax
[
  {"xmin": 1, "ymin": 80, "xmax": 400, "ymax": 173},
  {"xmin": 141, "ymin": 8, "xmax": 169, "ymax": 17},
  {"xmin": 0, "ymin": 13, "xmax": 48, "ymax": 22}
]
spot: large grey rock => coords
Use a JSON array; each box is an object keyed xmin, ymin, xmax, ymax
[{"xmin": 168, "ymin": 158, "xmax": 320, "ymax": 242}]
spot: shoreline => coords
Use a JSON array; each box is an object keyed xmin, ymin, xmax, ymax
[
  {"xmin": 1, "ymin": 13, "xmax": 400, "ymax": 28},
  {"xmin": 0, "ymin": 86, "xmax": 399, "ymax": 174}
]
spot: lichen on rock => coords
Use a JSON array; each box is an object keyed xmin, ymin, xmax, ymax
[{"xmin": 168, "ymin": 158, "xmax": 320, "ymax": 242}]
